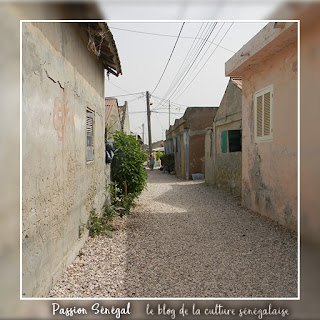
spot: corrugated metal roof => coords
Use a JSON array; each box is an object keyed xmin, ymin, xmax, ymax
[{"xmin": 83, "ymin": 22, "xmax": 122, "ymax": 77}]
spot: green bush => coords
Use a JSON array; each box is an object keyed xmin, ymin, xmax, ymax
[
  {"xmin": 156, "ymin": 151, "xmax": 163, "ymax": 160},
  {"xmin": 110, "ymin": 131, "xmax": 147, "ymax": 214},
  {"xmin": 160, "ymin": 153, "xmax": 175, "ymax": 172},
  {"xmin": 87, "ymin": 208, "xmax": 114, "ymax": 238}
]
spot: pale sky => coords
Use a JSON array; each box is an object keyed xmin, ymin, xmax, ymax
[{"xmin": 102, "ymin": 3, "xmax": 282, "ymax": 142}]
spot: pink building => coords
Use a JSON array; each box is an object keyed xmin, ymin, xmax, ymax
[{"xmin": 226, "ymin": 22, "xmax": 298, "ymax": 231}]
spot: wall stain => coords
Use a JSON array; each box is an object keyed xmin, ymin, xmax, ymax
[{"xmin": 53, "ymin": 91, "xmax": 75, "ymax": 145}]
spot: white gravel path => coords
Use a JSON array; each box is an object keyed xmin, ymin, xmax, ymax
[{"xmin": 48, "ymin": 169, "xmax": 297, "ymax": 298}]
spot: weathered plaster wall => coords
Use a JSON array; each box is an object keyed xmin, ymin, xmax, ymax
[
  {"xmin": 241, "ymin": 42, "xmax": 297, "ymax": 230},
  {"xmin": 300, "ymin": 13, "xmax": 320, "ymax": 244},
  {"xmin": 214, "ymin": 121, "xmax": 242, "ymax": 196},
  {"xmin": 205, "ymin": 129, "xmax": 214, "ymax": 185},
  {"xmin": 105, "ymin": 98, "xmax": 122, "ymax": 140},
  {"xmin": 211, "ymin": 80, "xmax": 242, "ymax": 196},
  {"xmin": 189, "ymin": 131, "xmax": 206, "ymax": 178},
  {"xmin": 22, "ymin": 22, "xmax": 108, "ymax": 297}
]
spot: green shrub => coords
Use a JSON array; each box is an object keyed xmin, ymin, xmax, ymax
[
  {"xmin": 87, "ymin": 208, "xmax": 114, "ymax": 238},
  {"xmin": 110, "ymin": 131, "xmax": 147, "ymax": 214},
  {"xmin": 156, "ymin": 151, "xmax": 163, "ymax": 160},
  {"xmin": 160, "ymin": 153, "xmax": 175, "ymax": 172}
]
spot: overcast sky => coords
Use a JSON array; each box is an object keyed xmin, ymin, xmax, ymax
[{"xmin": 102, "ymin": 3, "xmax": 281, "ymax": 142}]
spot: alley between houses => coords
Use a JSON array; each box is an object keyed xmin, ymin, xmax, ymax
[{"xmin": 48, "ymin": 169, "xmax": 297, "ymax": 298}]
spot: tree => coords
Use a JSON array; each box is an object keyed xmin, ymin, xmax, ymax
[{"xmin": 111, "ymin": 131, "xmax": 147, "ymax": 202}]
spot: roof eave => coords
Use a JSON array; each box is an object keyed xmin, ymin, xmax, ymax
[{"xmin": 225, "ymin": 22, "xmax": 297, "ymax": 77}]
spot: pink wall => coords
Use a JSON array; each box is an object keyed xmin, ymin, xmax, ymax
[
  {"xmin": 300, "ymin": 14, "xmax": 320, "ymax": 243},
  {"xmin": 242, "ymin": 42, "xmax": 298, "ymax": 230}
]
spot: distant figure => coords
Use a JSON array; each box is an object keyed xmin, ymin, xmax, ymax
[{"xmin": 149, "ymin": 154, "xmax": 154, "ymax": 170}]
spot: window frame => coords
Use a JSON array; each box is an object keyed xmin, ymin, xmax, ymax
[
  {"xmin": 86, "ymin": 107, "xmax": 95, "ymax": 162},
  {"xmin": 228, "ymin": 129, "xmax": 242, "ymax": 152},
  {"xmin": 254, "ymin": 85, "xmax": 274, "ymax": 143}
]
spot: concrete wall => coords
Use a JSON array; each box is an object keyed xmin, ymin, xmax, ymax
[
  {"xmin": 205, "ymin": 129, "xmax": 214, "ymax": 185},
  {"xmin": 241, "ymin": 42, "xmax": 297, "ymax": 231},
  {"xmin": 22, "ymin": 22, "xmax": 108, "ymax": 297},
  {"xmin": 189, "ymin": 131, "xmax": 206, "ymax": 178},
  {"xmin": 208, "ymin": 80, "xmax": 242, "ymax": 196},
  {"xmin": 119, "ymin": 102, "xmax": 130, "ymax": 135},
  {"xmin": 299, "ymin": 7, "xmax": 320, "ymax": 244},
  {"xmin": 166, "ymin": 108, "xmax": 218, "ymax": 180},
  {"xmin": 105, "ymin": 98, "xmax": 122, "ymax": 140},
  {"xmin": 213, "ymin": 121, "xmax": 242, "ymax": 196}
]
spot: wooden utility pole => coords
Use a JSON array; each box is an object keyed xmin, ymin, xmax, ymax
[
  {"xmin": 142, "ymin": 123, "xmax": 145, "ymax": 144},
  {"xmin": 146, "ymin": 91, "xmax": 152, "ymax": 156},
  {"xmin": 169, "ymin": 100, "xmax": 171, "ymax": 127}
]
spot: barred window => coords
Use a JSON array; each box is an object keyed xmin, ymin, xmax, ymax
[
  {"xmin": 254, "ymin": 85, "xmax": 273, "ymax": 142},
  {"xmin": 86, "ymin": 108, "xmax": 94, "ymax": 161}
]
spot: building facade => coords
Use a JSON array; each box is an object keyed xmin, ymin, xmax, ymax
[
  {"xmin": 226, "ymin": 22, "xmax": 298, "ymax": 230},
  {"xmin": 165, "ymin": 107, "xmax": 218, "ymax": 180},
  {"xmin": 22, "ymin": 22, "xmax": 121, "ymax": 296},
  {"xmin": 205, "ymin": 78, "xmax": 242, "ymax": 196}
]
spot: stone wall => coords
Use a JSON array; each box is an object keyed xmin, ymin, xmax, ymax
[{"xmin": 22, "ymin": 22, "xmax": 108, "ymax": 297}]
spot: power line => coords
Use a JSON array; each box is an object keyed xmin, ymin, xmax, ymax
[
  {"xmin": 151, "ymin": 95, "xmax": 188, "ymax": 111},
  {"xmin": 109, "ymin": 26, "xmax": 235, "ymax": 53},
  {"xmin": 151, "ymin": 23, "xmax": 216, "ymax": 111},
  {"xmin": 173, "ymin": 22, "xmax": 234, "ymax": 102},
  {"xmin": 156, "ymin": 22, "xmax": 218, "ymax": 108},
  {"xmin": 151, "ymin": 22, "xmax": 185, "ymax": 95},
  {"xmin": 167, "ymin": 22, "xmax": 224, "ymax": 102},
  {"xmin": 106, "ymin": 92, "xmax": 145, "ymax": 98},
  {"xmin": 158, "ymin": 22, "xmax": 208, "ymax": 106},
  {"xmin": 106, "ymin": 80, "xmax": 132, "ymax": 94}
]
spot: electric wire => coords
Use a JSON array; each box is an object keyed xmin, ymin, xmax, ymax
[
  {"xmin": 153, "ymin": 22, "xmax": 217, "ymax": 110},
  {"xmin": 151, "ymin": 22, "xmax": 185, "ymax": 95},
  {"xmin": 151, "ymin": 23, "xmax": 213, "ymax": 111},
  {"xmin": 167, "ymin": 22, "xmax": 224, "ymax": 102},
  {"xmin": 172, "ymin": 22, "xmax": 234, "ymax": 102},
  {"xmin": 159, "ymin": 22, "xmax": 207, "ymax": 104},
  {"xmin": 109, "ymin": 26, "xmax": 235, "ymax": 53}
]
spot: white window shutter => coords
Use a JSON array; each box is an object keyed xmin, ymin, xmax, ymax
[
  {"xmin": 254, "ymin": 85, "xmax": 273, "ymax": 142},
  {"xmin": 263, "ymin": 92, "xmax": 271, "ymax": 136},
  {"xmin": 256, "ymin": 95, "xmax": 263, "ymax": 137}
]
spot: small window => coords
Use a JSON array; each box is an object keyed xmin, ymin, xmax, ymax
[
  {"xmin": 86, "ymin": 108, "xmax": 94, "ymax": 161},
  {"xmin": 221, "ymin": 131, "xmax": 227, "ymax": 153},
  {"xmin": 228, "ymin": 130, "xmax": 242, "ymax": 152},
  {"xmin": 254, "ymin": 85, "xmax": 273, "ymax": 142}
]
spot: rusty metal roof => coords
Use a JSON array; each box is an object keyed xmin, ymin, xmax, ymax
[{"xmin": 83, "ymin": 22, "xmax": 122, "ymax": 77}]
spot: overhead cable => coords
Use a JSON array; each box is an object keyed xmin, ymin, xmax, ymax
[{"xmin": 151, "ymin": 22, "xmax": 185, "ymax": 95}]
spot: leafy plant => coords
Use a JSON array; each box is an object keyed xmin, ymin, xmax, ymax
[
  {"xmin": 160, "ymin": 153, "xmax": 175, "ymax": 172},
  {"xmin": 87, "ymin": 208, "xmax": 114, "ymax": 238},
  {"xmin": 110, "ymin": 131, "xmax": 147, "ymax": 214},
  {"xmin": 156, "ymin": 151, "xmax": 164, "ymax": 160}
]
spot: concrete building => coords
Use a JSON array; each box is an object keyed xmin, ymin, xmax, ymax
[
  {"xmin": 271, "ymin": 3, "xmax": 320, "ymax": 245},
  {"xmin": 205, "ymin": 78, "xmax": 242, "ymax": 196},
  {"xmin": 165, "ymin": 107, "xmax": 218, "ymax": 179},
  {"xmin": 118, "ymin": 101, "xmax": 131, "ymax": 135},
  {"xmin": 22, "ymin": 21, "xmax": 121, "ymax": 297},
  {"xmin": 105, "ymin": 97, "xmax": 122, "ymax": 140},
  {"xmin": 226, "ymin": 22, "xmax": 298, "ymax": 231}
]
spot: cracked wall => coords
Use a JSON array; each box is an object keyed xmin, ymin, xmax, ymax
[
  {"xmin": 205, "ymin": 80, "xmax": 242, "ymax": 196},
  {"xmin": 22, "ymin": 22, "xmax": 108, "ymax": 297},
  {"xmin": 241, "ymin": 41, "xmax": 297, "ymax": 231}
]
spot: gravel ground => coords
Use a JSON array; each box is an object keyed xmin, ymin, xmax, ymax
[{"xmin": 48, "ymin": 169, "xmax": 297, "ymax": 298}]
